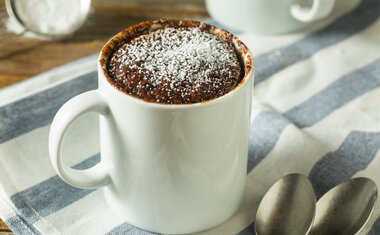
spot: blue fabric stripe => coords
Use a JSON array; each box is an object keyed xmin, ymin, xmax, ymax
[
  {"xmin": 9, "ymin": 154, "xmax": 99, "ymax": 225},
  {"xmin": 0, "ymin": 71, "xmax": 97, "ymax": 144},
  {"xmin": 247, "ymin": 58, "xmax": 380, "ymax": 171},
  {"xmin": 309, "ymin": 131, "xmax": 380, "ymax": 199},
  {"xmin": 5, "ymin": 215, "xmax": 41, "ymax": 235},
  {"xmin": 283, "ymin": 58, "xmax": 380, "ymax": 128},
  {"xmin": 254, "ymin": 0, "xmax": 380, "ymax": 85},
  {"xmin": 237, "ymin": 222, "xmax": 255, "ymax": 235},
  {"xmin": 369, "ymin": 216, "xmax": 380, "ymax": 234},
  {"xmin": 247, "ymin": 111, "xmax": 289, "ymax": 172},
  {"xmin": 106, "ymin": 222, "xmax": 159, "ymax": 235}
]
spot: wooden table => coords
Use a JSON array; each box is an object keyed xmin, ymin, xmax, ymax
[{"xmin": 0, "ymin": 0, "xmax": 207, "ymax": 233}]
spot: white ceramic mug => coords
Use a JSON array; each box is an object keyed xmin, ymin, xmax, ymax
[
  {"xmin": 206, "ymin": 0, "xmax": 336, "ymax": 34},
  {"xmin": 49, "ymin": 20, "xmax": 254, "ymax": 234}
]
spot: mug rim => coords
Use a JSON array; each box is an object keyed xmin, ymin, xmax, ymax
[{"xmin": 98, "ymin": 19, "xmax": 254, "ymax": 108}]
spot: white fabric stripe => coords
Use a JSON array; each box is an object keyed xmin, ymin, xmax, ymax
[
  {"xmin": 0, "ymin": 188, "xmax": 17, "ymax": 221},
  {"xmin": 199, "ymin": 87, "xmax": 380, "ymax": 234},
  {"xmin": 252, "ymin": 17, "xmax": 380, "ymax": 112},
  {"xmin": 33, "ymin": 191, "xmax": 124, "ymax": 235},
  {"xmin": 259, "ymin": 87, "xmax": 380, "ymax": 194},
  {"xmin": 0, "ymin": 114, "xmax": 99, "ymax": 194},
  {"xmin": 308, "ymin": 87, "xmax": 380, "ymax": 132}
]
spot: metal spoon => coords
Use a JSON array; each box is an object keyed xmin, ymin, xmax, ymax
[
  {"xmin": 255, "ymin": 173, "xmax": 316, "ymax": 235},
  {"xmin": 1, "ymin": 0, "xmax": 91, "ymax": 46},
  {"xmin": 309, "ymin": 177, "xmax": 378, "ymax": 235}
]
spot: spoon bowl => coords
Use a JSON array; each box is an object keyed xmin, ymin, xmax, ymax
[
  {"xmin": 309, "ymin": 177, "xmax": 378, "ymax": 235},
  {"xmin": 255, "ymin": 173, "xmax": 316, "ymax": 235}
]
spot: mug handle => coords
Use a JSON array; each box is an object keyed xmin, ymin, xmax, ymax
[
  {"xmin": 290, "ymin": 0, "xmax": 335, "ymax": 22},
  {"xmin": 49, "ymin": 90, "xmax": 111, "ymax": 189}
]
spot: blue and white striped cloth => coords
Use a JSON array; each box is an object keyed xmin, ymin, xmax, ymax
[{"xmin": 0, "ymin": 0, "xmax": 380, "ymax": 234}]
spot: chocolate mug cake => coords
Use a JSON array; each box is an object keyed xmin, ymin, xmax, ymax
[
  {"xmin": 50, "ymin": 19, "xmax": 253, "ymax": 234},
  {"xmin": 105, "ymin": 20, "xmax": 246, "ymax": 104}
]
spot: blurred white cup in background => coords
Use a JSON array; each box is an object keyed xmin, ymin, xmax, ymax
[{"xmin": 206, "ymin": 0, "xmax": 336, "ymax": 34}]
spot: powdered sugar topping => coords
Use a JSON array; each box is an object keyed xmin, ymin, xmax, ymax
[
  {"xmin": 108, "ymin": 26, "xmax": 243, "ymax": 104},
  {"xmin": 112, "ymin": 27, "xmax": 239, "ymax": 83}
]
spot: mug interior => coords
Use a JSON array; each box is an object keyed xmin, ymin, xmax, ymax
[{"xmin": 99, "ymin": 19, "xmax": 253, "ymax": 105}]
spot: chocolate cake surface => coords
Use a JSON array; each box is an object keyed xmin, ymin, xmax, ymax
[{"xmin": 106, "ymin": 25, "xmax": 244, "ymax": 104}]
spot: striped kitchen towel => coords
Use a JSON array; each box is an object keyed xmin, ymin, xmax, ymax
[{"xmin": 1, "ymin": 0, "xmax": 380, "ymax": 234}]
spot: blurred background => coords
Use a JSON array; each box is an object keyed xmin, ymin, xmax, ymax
[{"xmin": 0, "ymin": 0, "xmax": 208, "ymax": 89}]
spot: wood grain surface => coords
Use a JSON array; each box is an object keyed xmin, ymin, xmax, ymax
[
  {"xmin": 0, "ymin": 0, "xmax": 207, "ymax": 233},
  {"xmin": 0, "ymin": 219, "xmax": 11, "ymax": 233}
]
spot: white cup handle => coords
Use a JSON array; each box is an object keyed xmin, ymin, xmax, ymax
[
  {"xmin": 291, "ymin": 0, "xmax": 335, "ymax": 22},
  {"xmin": 49, "ymin": 90, "xmax": 111, "ymax": 189}
]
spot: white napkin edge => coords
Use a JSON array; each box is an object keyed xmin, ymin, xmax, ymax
[{"xmin": 0, "ymin": 54, "xmax": 98, "ymax": 107}]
